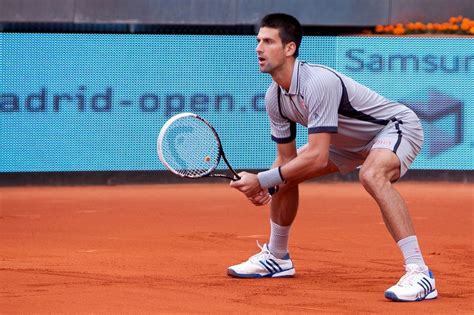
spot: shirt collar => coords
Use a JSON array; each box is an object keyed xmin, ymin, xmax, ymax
[{"xmin": 280, "ymin": 58, "xmax": 301, "ymax": 96}]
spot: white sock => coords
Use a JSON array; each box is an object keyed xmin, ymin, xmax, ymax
[
  {"xmin": 398, "ymin": 235, "xmax": 428, "ymax": 273},
  {"xmin": 268, "ymin": 220, "xmax": 291, "ymax": 259}
]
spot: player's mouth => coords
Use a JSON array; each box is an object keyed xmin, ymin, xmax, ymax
[{"xmin": 258, "ymin": 56, "xmax": 266, "ymax": 65}]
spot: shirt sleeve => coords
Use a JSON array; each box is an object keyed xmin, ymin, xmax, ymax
[
  {"xmin": 265, "ymin": 84, "xmax": 297, "ymax": 143},
  {"xmin": 303, "ymin": 68, "xmax": 342, "ymax": 134}
]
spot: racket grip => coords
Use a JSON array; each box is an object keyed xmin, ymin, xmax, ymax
[{"xmin": 268, "ymin": 186, "xmax": 279, "ymax": 195}]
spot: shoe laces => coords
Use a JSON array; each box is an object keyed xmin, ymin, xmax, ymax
[
  {"xmin": 396, "ymin": 264, "xmax": 427, "ymax": 287},
  {"xmin": 248, "ymin": 240, "xmax": 272, "ymax": 263}
]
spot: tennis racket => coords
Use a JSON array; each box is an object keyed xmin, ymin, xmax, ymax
[{"xmin": 157, "ymin": 112, "xmax": 240, "ymax": 180}]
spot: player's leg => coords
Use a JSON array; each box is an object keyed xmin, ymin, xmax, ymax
[
  {"xmin": 267, "ymin": 143, "xmax": 339, "ymax": 259},
  {"xmin": 267, "ymin": 159, "xmax": 339, "ymax": 257},
  {"xmin": 359, "ymin": 118, "xmax": 436, "ymax": 302},
  {"xmin": 359, "ymin": 148, "xmax": 414, "ymax": 241},
  {"xmin": 270, "ymin": 153, "xmax": 340, "ymax": 226},
  {"xmin": 227, "ymin": 147, "xmax": 339, "ymax": 278}
]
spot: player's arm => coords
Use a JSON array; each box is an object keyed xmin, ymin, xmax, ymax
[
  {"xmin": 272, "ymin": 139, "xmax": 297, "ymax": 168},
  {"xmin": 278, "ymin": 132, "xmax": 330, "ymax": 185},
  {"xmin": 247, "ymin": 137, "xmax": 334, "ymax": 198},
  {"xmin": 256, "ymin": 132, "xmax": 330, "ymax": 190},
  {"xmin": 258, "ymin": 70, "xmax": 340, "ymax": 191},
  {"xmin": 231, "ymin": 84, "xmax": 295, "ymax": 197},
  {"xmin": 230, "ymin": 141, "xmax": 297, "ymax": 202}
]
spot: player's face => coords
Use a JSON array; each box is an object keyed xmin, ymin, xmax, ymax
[{"xmin": 256, "ymin": 27, "xmax": 287, "ymax": 74}]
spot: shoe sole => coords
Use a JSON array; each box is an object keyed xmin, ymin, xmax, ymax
[
  {"xmin": 385, "ymin": 289, "xmax": 438, "ymax": 302},
  {"xmin": 227, "ymin": 268, "xmax": 295, "ymax": 278}
]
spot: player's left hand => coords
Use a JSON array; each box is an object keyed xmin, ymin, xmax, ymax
[
  {"xmin": 230, "ymin": 171, "xmax": 262, "ymax": 198},
  {"xmin": 247, "ymin": 189, "xmax": 272, "ymax": 206}
]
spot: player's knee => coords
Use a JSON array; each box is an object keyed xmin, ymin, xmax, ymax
[
  {"xmin": 359, "ymin": 167, "xmax": 388, "ymax": 192},
  {"xmin": 358, "ymin": 168, "xmax": 372, "ymax": 189}
]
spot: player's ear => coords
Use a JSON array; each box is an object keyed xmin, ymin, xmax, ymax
[{"xmin": 285, "ymin": 42, "xmax": 297, "ymax": 57}]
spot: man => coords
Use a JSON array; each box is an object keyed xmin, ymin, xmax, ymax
[{"xmin": 228, "ymin": 13, "xmax": 437, "ymax": 302}]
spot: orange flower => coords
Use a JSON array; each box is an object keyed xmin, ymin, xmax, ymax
[
  {"xmin": 461, "ymin": 20, "xmax": 471, "ymax": 31},
  {"xmin": 370, "ymin": 17, "xmax": 473, "ymax": 36},
  {"xmin": 393, "ymin": 26, "xmax": 405, "ymax": 35},
  {"xmin": 407, "ymin": 22, "xmax": 416, "ymax": 31},
  {"xmin": 439, "ymin": 23, "xmax": 450, "ymax": 31},
  {"xmin": 384, "ymin": 25, "xmax": 394, "ymax": 33},
  {"xmin": 415, "ymin": 22, "xmax": 426, "ymax": 31},
  {"xmin": 375, "ymin": 25, "xmax": 385, "ymax": 33}
]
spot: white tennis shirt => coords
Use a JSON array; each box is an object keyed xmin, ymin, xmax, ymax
[{"xmin": 265, "ymin": 59, "xmax": 415, "ymax": 149}]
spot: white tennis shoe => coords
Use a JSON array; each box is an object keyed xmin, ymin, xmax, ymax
[
  {"xmin": 385, "ymin": 264, "xmax": 438, "ymax": 301},
  {"xmin": 227, "ymin": 242, "xmax": 295, "ymax": 278}
]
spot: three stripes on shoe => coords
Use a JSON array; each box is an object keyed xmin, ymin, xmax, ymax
[
  {"xmin": 416, "ymin": 276, "xmax": 434, "ymax": 299},
  {"xmin": 259, "ymin": 259, "xmax": 283, "ymax": 273}
]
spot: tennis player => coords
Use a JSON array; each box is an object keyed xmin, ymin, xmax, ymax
[{"xmin": 229, "ymin": 13, "xmax": 437, "ymax": 302}]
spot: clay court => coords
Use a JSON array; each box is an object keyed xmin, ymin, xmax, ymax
[{"xmin": 1, "ymin": 182, "xmax": 472, "ymax": 313}]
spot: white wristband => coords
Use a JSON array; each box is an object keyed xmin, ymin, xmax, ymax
[{"xmin": 257, "ymin": 167, "xmax": 284, "ymax": 189}]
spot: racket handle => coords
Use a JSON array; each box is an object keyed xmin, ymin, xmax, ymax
[{"xmin": 268, "ymin": 186, "xmax": 279, "ymax": 195}]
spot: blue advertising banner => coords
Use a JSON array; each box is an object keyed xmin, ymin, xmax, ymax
[{"xmin": 1, "ymin": 34, "xmax": 473, "ymax": 172}]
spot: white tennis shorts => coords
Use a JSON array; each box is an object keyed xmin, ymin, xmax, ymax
[{"xmin": 329, "ymin": 114, "xmax": 424, "ymax": 178}]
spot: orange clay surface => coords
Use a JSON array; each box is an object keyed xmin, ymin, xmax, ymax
[{"xmin": 1, "ymin": 182, "xmax": 472, "ymax": 314}]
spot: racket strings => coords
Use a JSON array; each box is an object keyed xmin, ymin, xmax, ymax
[{"xmin": 160, "ymin": 117, "xmax": 220, "ymax": 177}]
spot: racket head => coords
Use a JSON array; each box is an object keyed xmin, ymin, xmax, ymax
[{"xmin": 157, "ymin": 113, "xmax": 222, "ymax": 178}]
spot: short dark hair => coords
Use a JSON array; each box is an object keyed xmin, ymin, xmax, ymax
[{"xmin": 260, "ymin": 13, "xmax": 303, "ymax": 57}]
